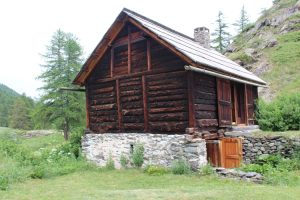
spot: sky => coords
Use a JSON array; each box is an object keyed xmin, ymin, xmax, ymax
[{"xmin": 0, "ymin": 0, "xmax": 273, "ymax": 98}]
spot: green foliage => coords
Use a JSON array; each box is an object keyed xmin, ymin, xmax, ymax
[
  {"xmin": 242, "ymin": 23, "xmax": 255, "ymax": 32},
  {"xmin": 36, "ymin": 29, "xmax": 85, "ymax": 138},
  {"xmin": 0, "ymin": 128, "xmax": 93, "ymax": 190},
  {"xmin": 211, "ymin": 11, "xmax": 231, "ymax": 53},
  {"xmin": 233, "ymin": 5, "xmax": 250, "ymax": 33},
  {"xmin": 242, "ymin": 153, "xmax": 300, "ymax": 185},
  {"xmin": 0, "ymin": 84, "xmax": 19, "ymax": 127},
  {"xmin": 132, "ymin": 144, "xmax": 144, "ymax": 168},
  {"xmin": 8, "ymin": 94, "xmax": 35, "ymax": 130},
  {"xmin": 105, "ymin": 154, "xmax": 115, "ymax": 170},
  {"xmin": 171, "ymin": 159, "xmax": 191, "ymax": 175},
  {"xmin": 120, "ymin": 154, "xmax": 129, "ymax": 168},
  {"xmin": 198, "ymin": 164, "xmax": 215, "ymax": 176},
  {"xmin": 229, "ymin": 52, "xmax": 255, "ymax": 64},
  {"xmin": 256, "ymin": 93, "xmax": 300, "ymax": 131},
  {"xmin": 144, "ymin": 165, "xmax": 169, "ymax": 176}
]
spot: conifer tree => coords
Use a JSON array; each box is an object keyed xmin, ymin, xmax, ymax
[
  {"xmin": 37, "ymin": 30, "xmax": 85, "ymax": 140},
  {"xmin": 211, "ymin": 11, "xmax": 231, "ymax": 53},
  {"xmin": 234, "ymin": 5, "xmax": 250, "ymax": 32}
]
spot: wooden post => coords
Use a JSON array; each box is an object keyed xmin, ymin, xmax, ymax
[
  {"xmin": 110, "ymin": 48, "xmax": 114, "ymax": 77},
  {"xmin": 142, "ymin": 75, "xmax": 149, "ymax": 131},
  {"xmin": 187, "ymin": 71, "xmax": 195, "ymax": 128},
  {"xmin": 85, "ymin": 86, "xmax": 90, "ymax": 129},
  {"xmin": 244, "ymin": 84, "xmax": 249, "ymax": 125},
  {"xmin": 147, "ymin": 39, "xmax": 151, "ymax": 71},
  {"xmin": 116, "ymin": 79, "xmax": 122, "ymax": 131},
  {"xmin": 128, "ymin": 26, "xmax": 131, "ymax": 74}
]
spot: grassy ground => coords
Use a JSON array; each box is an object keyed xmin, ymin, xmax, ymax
[
  {"xmin": 1, "ymin": 170, "xmax": 300, "ymax": 200},
  {"xmin": 1, "ymin": 127, "xmax": 300, "ymax": 200},
  {"xmin": 253, "ymin": 130, "xmax": 300, "ymax": 138}
]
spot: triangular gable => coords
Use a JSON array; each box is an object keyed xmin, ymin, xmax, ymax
[{"xmin": 73, "ymin": 8, "xmax": 266, "ymax": 86}]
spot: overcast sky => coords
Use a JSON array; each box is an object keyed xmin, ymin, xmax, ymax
[{"xmin": 0, "ymin": 0, "xmax": 273, "ymax": 98}]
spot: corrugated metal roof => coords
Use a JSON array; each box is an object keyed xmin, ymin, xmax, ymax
[{"xmin": 123, "ymin": 8, "xmax": 267, "ymax": 86}]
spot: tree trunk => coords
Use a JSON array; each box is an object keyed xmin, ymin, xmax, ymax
[{"xmin": 63, "ymin": 120, "xmax": 69, "ymax": 140}]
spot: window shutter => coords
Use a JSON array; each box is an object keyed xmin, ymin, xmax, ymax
[{"xmin": 217, "ymin": 78, "xmax": 232, "ymax": 127}]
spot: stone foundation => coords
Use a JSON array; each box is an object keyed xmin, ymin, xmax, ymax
[
  {"xmin": 242, "ymin": 136, "xmax": 300, "ymax": 163},
  {"xmin": 82, "ymin": 131, "xmax": 207, "ymax": 169}
]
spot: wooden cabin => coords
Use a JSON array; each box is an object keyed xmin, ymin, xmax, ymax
[{"xmin": 73, "ymin": 9, "xmax": 266, "ymax": 138}]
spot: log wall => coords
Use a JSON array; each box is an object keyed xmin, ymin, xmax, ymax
[
  {"xmin": 193, "ymin": 73, "xmax": 219, "ymax": 133},
  {"xmin": 86, "ymin": 22, "xmax": 188, "ymax": 134}
]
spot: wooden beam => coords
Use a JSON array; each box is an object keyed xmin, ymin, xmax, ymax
[
  {"xmin": 93, "ymin": 68, "xmax": 185, "ymax": 84},
  {"xmin": 110, "ymin": 48, "xmax": 114, "ymax": 77},
  {"xmin": 128, "ymin": 26, "xmax": 131, "ymax": 74},
  {"xmin": 116, "ymin": 79, "xmax": 123, "ymax": 131},
  {"xmin": 187, "ymin": 71, "xmax": 195, "ymax": 128},
  {"xmin": 113, "ymin": 31, "xmax": 145, "ymax": 48},
  {"xmin": 233, "ymin": 83, "xmax": 238, "ymax": 124},
  {"xmin": 142, "ymin": 75, "xmax": 149, "ymax": 131},
  {"xmin": 85, "ymin": 87, "xmax": 90, "ymax": 129},
  {"xmin": 147, "ymin": 39, "xmax": 151, "ymax": 71},
  {"xmin": 59, "ymin": 87, "xmax": 85, "ymax": 92},
  {"xmin": 244, "ymin": 84, "xmax": 249, "ymax": 125}
]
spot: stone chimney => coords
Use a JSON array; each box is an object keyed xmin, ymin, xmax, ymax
[{"xmin": 194, "ymin": 27, "xmax": 210, "ymax": 49}]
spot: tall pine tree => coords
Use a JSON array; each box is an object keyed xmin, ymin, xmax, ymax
[
  {"xmin": 234, "ymin": 5, "xmax": 250, "ymax": 33},
  {"xmin": 211, "ymin": 11, "xmax": 231, "ymax": 54},
  {"xmin": 37, "ymin": 30, "xmax": 85, "ymax": 140}
]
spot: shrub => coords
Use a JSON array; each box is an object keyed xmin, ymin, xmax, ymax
[
  {"xmin": 198, "ymin": 164, "xmax": 215, "ymax": 176},
  {"xmin": 120, "ymin": 154, "xmax": 129, "ymax": 168},
  {"xmin": 256, "ymin": 93, "xmax": 300, "ymax": 131},
  {"xmin": 171, "ymin": 159, "xmax": 191, "ymax": 175},
  {"xmin": 105, "ymin": 154, "xmax": 115, "ymax": 170},
  {"xmin": 0, "ymin": 176, "xmax": 9, "ymax": 190},
  {"xmin": 144, "ymin": 165, "xmax": 169, "ymax": 176},
  {"xmin": 132, "ymin": 144, "xmax": 144, "ymax": 168}
]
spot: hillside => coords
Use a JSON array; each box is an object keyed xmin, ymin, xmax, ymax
[
  {"xmin": 0, "ymin": 83, "xmax": 20, "ymax": 126},
  {"xmin": 226, "ymin": 0, "xmax": 300, "ymax": 100}
]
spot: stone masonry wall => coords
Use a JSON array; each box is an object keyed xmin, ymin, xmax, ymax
[
  {"xmin": 82, "ymin": 132, "xmax": 207, "ymax": 169},
  {"xmin": 242, "ymin": 136, "xmax": 300, "ymax": 163}
]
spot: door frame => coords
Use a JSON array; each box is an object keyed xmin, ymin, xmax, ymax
[{"xmin": 231, "ymin": 82, "xmax": 248, "ymax": 125}]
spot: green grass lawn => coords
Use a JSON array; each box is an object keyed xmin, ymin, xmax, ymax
[
  {"xmin": 253, "ymin": 130, "xmax": 300, "ymax": 138},
  {"xmin": 1, "ymin": 127, "xmax": 300, "ymax": 200},
  {"xmin": 1, "ymin": 169, "xmax": 300, "ymax": 200}
]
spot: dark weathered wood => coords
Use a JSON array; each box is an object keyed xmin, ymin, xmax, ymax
[
  {"xmin": 128, "ymin": 26, "xmax": 131, "ymax": 74},
  {"xmin": 148, "ymin": 94, "xmax": 186, "ymax": 102},
  {"xmin": 116, "ymin": 79, "xmax": 123, "ymax": 130},
  {"xmin": 149, "ymin": 100, "xmax": 187, "ymax": 108},
  {"xmin": 148, "ymin": 89, "xmax": 186, "ymax": 97},
  {"xmin": 194, "ymin": 104, "xmax": 217, "ymax": 111},
  {"xmin": 122, "ymin": 108, "xmax": 143, "ymax": 116},
  {"xmin": 187, "ymin": 71, "xmax": 195, "ymax": 128},
  {"xmin": 123, "ymin": 123, "xmax": 144, "ymax": 130},
  {"xmin": 85, "ymin": 87, "xmax": 90, "ymax": 128},
  {"xmin": 149, "ymin": 106, "xmax": 186, "ymax": 114},
  {"xmin": 110, "ymin": 48, "xmax": 114, "ymax": 77},
  {"xmin": 217, "ymin": 78, "xmax": 232, "ymax": 127},
  {"xmin": 142, "ymin": 75, "xmax": 148, "ymax": 131},
  {"xmin": 244, "ymin": 84, "xmax": 249, "ymax": 125},
  {"xmin": 196, "ymin": 119, "xmax": 218, "ymax": 127},
  {"xmin": 91, "ymin": 103, "xmax": 116, "ymax": 110},
  {"xmin": 147, "ymin": 39, "xmax": 151, "ymax": 71},
  {"xmin": 149, "ymin": 112, "xmax": 188, "ymax": 121}
]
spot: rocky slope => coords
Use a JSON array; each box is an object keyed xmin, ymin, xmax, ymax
[{"xmin": 226, "ymin": 0, "xmax": 300, "ymax": 100}]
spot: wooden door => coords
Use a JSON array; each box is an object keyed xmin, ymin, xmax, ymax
[
  {"xmin": 235, "ymin": 83, "xmax": 245, "ymax": 124},
  {"xmin": 206, "ymin": 140, "xmax": 222, "ymax": 167},
  {"xmin": 220, "ymin": 138, "xmax": 242, "ymax": 168},
  {"xmin": 217, "ymin": 78, "xmax": 232, "ymax": 127}
]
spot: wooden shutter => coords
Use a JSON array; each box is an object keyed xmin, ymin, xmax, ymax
[
  {"xmin": 246, "ymin": 85, "xmax": 258, "ymax": 125},
  {"xmin": 217, "ymin": 78, "xmax": 232, "ymax": 127}
]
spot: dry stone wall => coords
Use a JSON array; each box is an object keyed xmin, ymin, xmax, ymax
[
  {"xmin": 82, "ymin": 131, "xmax": 207, "ymax": 169},
  {"xmin": 242, "ymin": 136, "xmax": 300, "ymax": 163}
]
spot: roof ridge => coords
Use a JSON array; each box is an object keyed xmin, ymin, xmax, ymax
[{"xmin": 122, "ymin": 8, "xmax": 195, "ymax": 41}]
